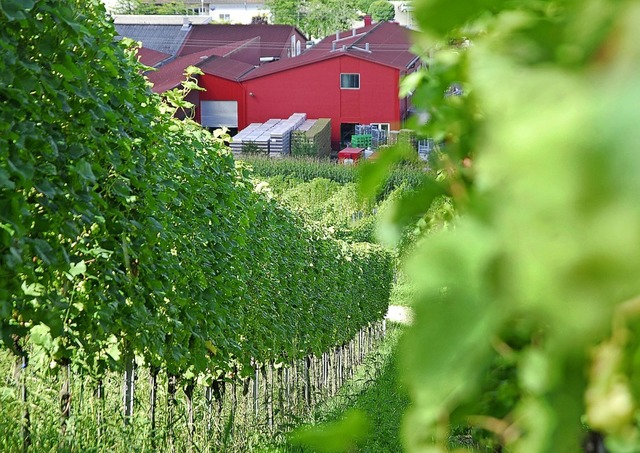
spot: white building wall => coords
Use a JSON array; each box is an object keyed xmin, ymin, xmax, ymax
[
  {"xmin": 101, "ymin": 0, "xmax": 118, "ymax": 12},
  {"xmin": 207, "ymin": 3, "xmax": 267, "ymax": 24},
  {"xmin": 391, "ymin": 2, "xmax": 416, "ymax": 28},
  {"xmin": 352, "ymin": 2, "xmax": 416, "ymax": 29}
]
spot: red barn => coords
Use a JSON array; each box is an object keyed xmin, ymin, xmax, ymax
[
  {"xmin": 197, "ymin": 21, "xmax": 420, "ymax": 149},
  {"xmin": 124, "ymin": 20, "xmax": 420, "ymax": 150}
]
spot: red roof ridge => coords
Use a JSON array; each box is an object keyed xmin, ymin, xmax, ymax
[
  {"xmin": 350, "ymin": 21, "xmax": 386, "ymax": 48},
  {"xmin": 198, "ymin": 57, "xmax": 257, "ymax": 81},
  {"xmin": 206, "ymin": 36, "xmax": 261, "ymax": 58},
  {"xmin": 147, "ymin": 47, "xmax": 222, "ymax": 92},
  {"xmin": 177, "ymin": 23, "xmax": 308, "ymax": 57}
]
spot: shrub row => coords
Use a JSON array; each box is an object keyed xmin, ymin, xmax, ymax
[
  {"xmin": 240, "ymin": 156, "xmax": 427, "ymax": 198},
  {"xmin": 0, "ymin": 0, "xmax": 393, "ymax": 379}
]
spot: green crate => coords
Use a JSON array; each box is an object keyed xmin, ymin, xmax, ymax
[{"xmin": 351, "ymin": 134, "xmax": 372, "ymax": 148}]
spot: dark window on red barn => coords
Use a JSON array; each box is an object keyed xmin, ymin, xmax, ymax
[{"xmin": 340, "ymin": 73, "xmax": 360, "ymax": 89}]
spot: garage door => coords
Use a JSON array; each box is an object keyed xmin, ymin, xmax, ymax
[{"xmin": 200, "ymin": 101, "xmax": 238, "ymax": 128}]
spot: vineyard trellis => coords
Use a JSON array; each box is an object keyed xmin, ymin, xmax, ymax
[
  {"xmin": 0, "ymin": 1, "xmax": 395, "ymax": 451},
  {"xmin": 2, "ymin": 321, "xmax": 386, "ymax": 451},
  {"xmin": 240, "ymin": 155, "xmax": 428, "ymax": 199}
]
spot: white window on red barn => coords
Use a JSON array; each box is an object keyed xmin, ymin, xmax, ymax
[
  {"xmin": 340, "ymin": 74, "xmax": 360, "ymax": 89},
  {"xmin": 371, "ymin": 123, "xmax": 390, "ymax": 133}
]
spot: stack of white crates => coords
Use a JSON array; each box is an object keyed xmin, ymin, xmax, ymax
[
  {"xmin": 355, "ymin": 124, "xmax": 373, "ymax": 135},
  {"xmin": 268, "ymin": 113, "xmax": 306, "ymax": 156},
  {"xmin": 229, "ymin": 123, "xmax": 263, "ymax": 153},
  {"xmin": 417, "ymin": 139, "xmax": 435, "ymax": 161},
  {"xmin": 230, "ymin": 114, "xmax": 307, "ymax": 157},
  {"xmin": 371, "ymin": 128, "xmax": 387, "ymax": 149}
]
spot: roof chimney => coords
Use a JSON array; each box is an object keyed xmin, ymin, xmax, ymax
[
  {"xmin": 181, "ymin": 17, "xmax": 191, "ymax": 31},
  {"xmin": 364, "ymin": 15, "xmax": 372, "ymax": 26},
  {"xmin": 336, "ymin": 31, "xmax": 340, "ymax": 40},
  {"xmin": 365, "ymin": 42, "xmax": 369, "ymax": 51}
]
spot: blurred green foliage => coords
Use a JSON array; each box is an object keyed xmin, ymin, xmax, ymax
[
  {"xmin": 290, "ymin": 409, "xmax": 371, "ymax": 452},
  {"xmin": 380, "ymin": 0, "xmax": 640, "ymax": 452}
]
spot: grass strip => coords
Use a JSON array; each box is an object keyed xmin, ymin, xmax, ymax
[{"xmin": 260, "ymin": 323, "xmax": 409, "ymax": 452}]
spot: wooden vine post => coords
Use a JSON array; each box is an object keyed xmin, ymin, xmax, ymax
[
  {"xmin": 205, "ymin": 384, "xmax": 213, "ymax": 437},
  {"xmin": 95, "ymin": 379, "xmax": 104, "ymax": 441},
  {"xmin": 211, "ymin": 378, "xmax": 225, "ymax": 436},
  {"xmin": 291, "ymin": 360, "xmax": 298, "ymax": 411},
  {"xmin": 123, "ymin": 355, "xmax": 135, "ymax": 424},
  {"xmin": 242, "ymin": 375, "xmax": 251, "ymax": 432},
  {"xmin": 60, "ymin": 362, "xmax": 71, "ymax": 437},
  {"xmin": 149, "ymin": 367, "xmax": 159, "ymax": 448},
  {"xmin": 260, "ymin": 365, "xmax": 272, "ymax": 430},
  {"xmin": 342, "ymin": 343, "xmax": 348, "ymax": 383},
  {"xmin": 229, "ymin": 367, "xmax": 238, "ymax": 440},
  {"xmin": 276, "ymin": 366, "xmax": 284, "ymax": 427},
  {"xmin": 337, "ymin": 346, "xmax": 343, "ymax": 388},
  {"xmin": 267, "ymin": 363, "xmax": 274, "ymax": 430},
  {"xmin": 304, "ymin": 356, "xmax": 312, "ymax": 407},
  {"xmin": 167, "ymin": 373, "xmax": 177, "ymax": 453},
  {"xmin": 184, "ymin": 379, "xmax": 196, "ymax": 448},
  {"xmin": 13, "ymin": 343, "xmax": 30, "ymax": 452},
  {"xmin": 253, "ymin": 362, "xmax": 260, "ymax": 420},
  {"xmin": 314, "ymin": 356, "xmax": 320, "ymax": 400}
]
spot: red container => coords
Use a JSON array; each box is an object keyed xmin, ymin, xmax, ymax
[{"xmin": 338, "ymin": 147, "xmax": 364, "ymax": 164}]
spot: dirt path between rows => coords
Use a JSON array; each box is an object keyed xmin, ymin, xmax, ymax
[{"xmin": 385, "ymin": 305, "xmax": 413, "ymax": 325}]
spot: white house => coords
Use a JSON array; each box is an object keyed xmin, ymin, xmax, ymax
[
  {"xmin": 103, "ymin": 1, "xmax": 267, "ymax": 24},
  {"xmin": 352, "ymin": 2, "xmax": 417, "ymax": 29},
  {"xmin": 208, "ymin": 0, "xmax": 267, "ymax": 24}
]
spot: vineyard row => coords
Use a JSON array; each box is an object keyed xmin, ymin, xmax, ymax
[{"xmin": 2, "ymin": 321, "xmax": 386, "ymax": 451}]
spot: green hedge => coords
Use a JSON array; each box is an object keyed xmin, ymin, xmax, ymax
[
  {"xmin": 0, "ymin": 0, "xmax": 393, "ymax": 379},
  {"xmin": 241, "ymin": 155, "xmax": 426, "ymax": 198}
]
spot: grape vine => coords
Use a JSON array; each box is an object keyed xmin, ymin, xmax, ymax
[{"xmin": 0, "ymin": 0, "xmax": 393, "ymax": 386}]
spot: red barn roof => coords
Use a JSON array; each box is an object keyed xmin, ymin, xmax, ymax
[
  {"xmin": 198, "ymin": 57, "xmax": 256, "ymax": 81},
  {"xmin": 146, "ymin": 48, "xmax": 219, "ymax": 93},
  {"xmin": 143, "ymin": 22, "xmax": 418, "ymax": 93},
  {"xmin": 178, "ymin": 24, "xmax": 306, "ymax": 60},
  {"xmin": 136, "ymin": 47, "xmax": 171, "ymax": 67},
  {"xmin": 146, "ymin": 38, "xmax": 260, "ymax": 92},
  {"xmin": 207, "ymin": 37, "xmax": 258, "ymax": 58},
  {"xmin": 240, "ymin": 22, "xmax": 418, "ymax": 81}
]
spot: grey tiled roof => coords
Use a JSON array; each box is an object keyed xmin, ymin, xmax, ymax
[{"xmin": 114, "ymin": 24, "xmax": 190, "ymax": 56}]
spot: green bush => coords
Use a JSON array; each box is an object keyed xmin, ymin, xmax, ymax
[{"xmin": 368, "ymin": 0, "xmax": 395, "ymax": 22}]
